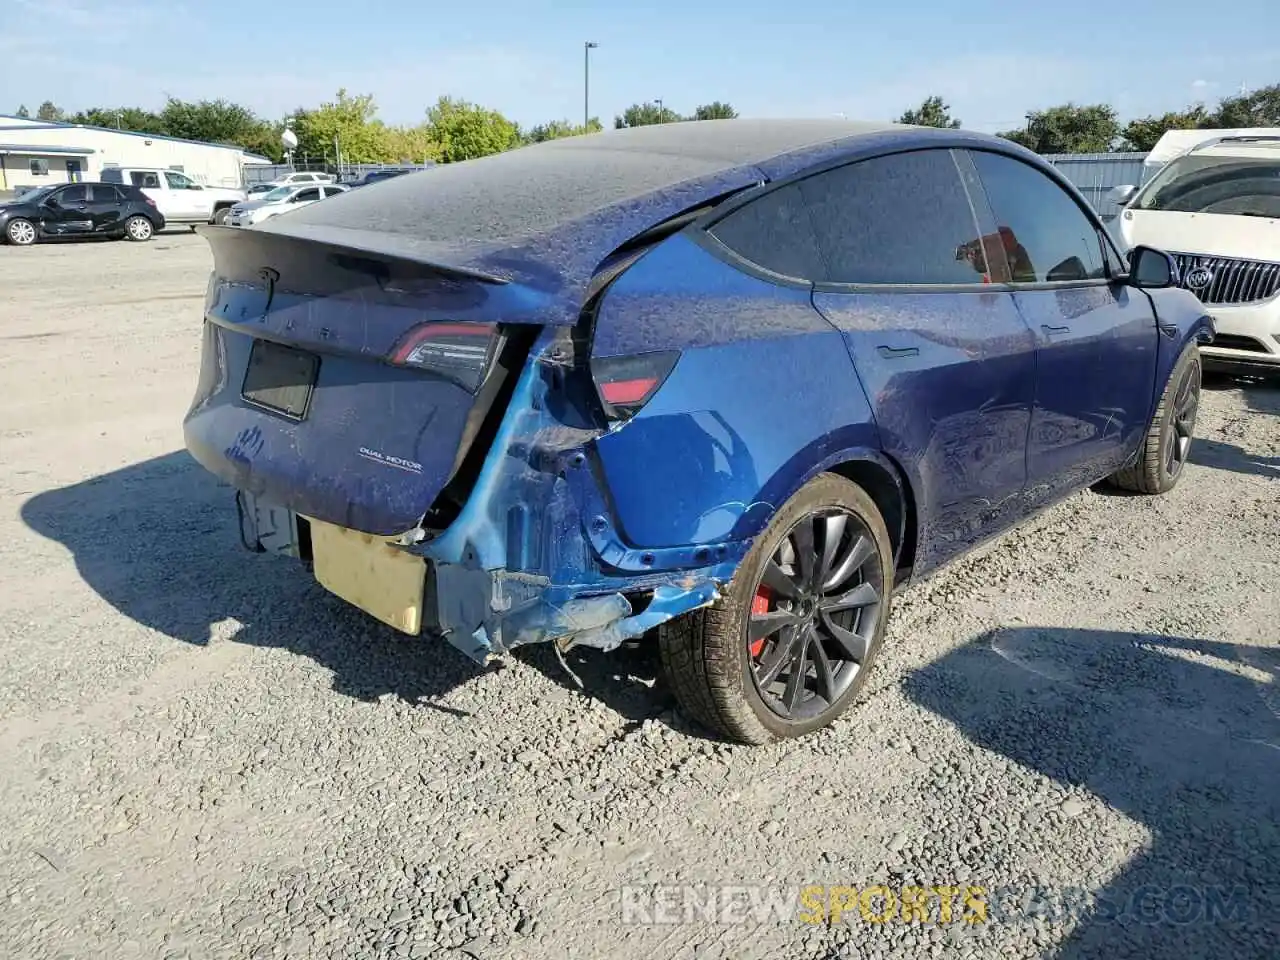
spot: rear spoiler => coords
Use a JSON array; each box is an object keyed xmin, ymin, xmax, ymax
[{"xmin": 196, "ymin": 223, "xmax": 510, "ymax": 294}]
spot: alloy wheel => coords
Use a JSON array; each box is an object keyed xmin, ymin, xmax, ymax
[
  {"xmin": 127, "ymin": 218, "xmax": 153, "ymax": 241},
  {"xmin": 747, "ymin": 510, "xmax": 884, "ymax": 721},
  {"xmin": 1165, "ymin": 360, "xmax": 1200, "ymax": 476},
  {"xmin": 7, "ymin": 220, "xmax": 35, "ymax": 245}
]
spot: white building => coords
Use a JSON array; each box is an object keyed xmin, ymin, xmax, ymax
[{"xmin": 0, "ymin": 114, "xmax": 272, "ymax": 194}]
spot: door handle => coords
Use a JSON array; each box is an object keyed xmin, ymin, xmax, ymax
[
  {"xmin": 876, "ymin": 345, "xmax": 920, "ymax": 359},
  {"xmin": 1041, "ymin": 324, "xmax": 1070, "ymax": 335}
]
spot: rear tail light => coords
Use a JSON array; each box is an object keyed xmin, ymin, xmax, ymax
[
  {"xmin": 144, "ymin": 197, "xmax": 157, "ymax": 207},
  {"xmin": 590, "ymin": 351, "xmax": 679, "ymax": 421},
  {"xmin": 390, "ymin": 322, "xmax": 498, "ymax": 393}
]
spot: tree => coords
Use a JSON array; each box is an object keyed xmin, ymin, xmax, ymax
[
  {"xmin": 997, "ymin": 103, "xmax": 1120, "ymax": 154},
  {"xmin": 692, "ymin": 101, "xmax": 737, "ymax": 121},
  {"xmin": 898, "ymin": 95, "xmax": 961, "ymax": 129},
  {"xmin": 15, "ymin": 104, "xmax": 29, "ymax": 118},
  {"xmin": 1209, "ymin": 83, "xmax": 1280, "ymax": 128},
  {"xmin": 36, "ymin": 101, "xmax": 65, "ymax": 122},
  {"xmin": 426, "ymin": 96, "xmax": 521, "ymax": 162},
  {"xmin": 68, "ymin": 106, "xmax": 167, "ymax": 135},
  {"xmin": 1121, "ymin": 105, "xmax": 1212, "ymax": 152},
  {"xmin": 524, "ymin": 118, "xmax": 603, "ymax": 143},
  {"xmin": 614, "ymin": 102, "xmax": 682, "ymax": 128},
  {"xmin": 294, "ymin": 89, "xmax": 393, "ymax": 163}
]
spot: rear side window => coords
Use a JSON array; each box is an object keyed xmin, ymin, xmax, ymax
[
  {"xmin": 706, "ymin": 183, "xmax": 827, "ymax": 281},
  {"xmin": 88, "ymin": 185, "xmax": 121, "ymax": 203},
  {"xmin": 294, "ymin": 188, "xmax": 321, "ymax": 202},
  {"xmin": 797, "ymin": 150, "xmax": 991, "ymax": 285},
  {"xmin": 969, "ymin": 151, "xmax": 1107, "ymax": 283},
  {"xmin": 59, "ymin": 185, "xmax": 88, "ymax": 203},
  {"xmin": 100, "ymin": 168, "xmax": 124, "ymax": 184},
  {"xmin": 130, "ymin": 171, "xmax": 162, "ymax": 189}
]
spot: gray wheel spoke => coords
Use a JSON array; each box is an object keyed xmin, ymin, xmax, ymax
[
  {"xmin": 791, "ymin": 518, "xmax": 816, "ymax": 590},
  {"xmin": 820, "ymin": 610, "xmax": 869, "ymax": 663},
  {"xmin": 820, "ymin": 581, "xmax": 879, "ymax": 614},
  {"xmin": 749, "ymin": 609, "xmax": 802, "ymax": 643},
  {"xmin": 811, "ymin": 639, "xmax": 836, "ymax": 704},
  {"xmin": 781, "ymin": 635, "xmax": 809, "ymax": 712},
  {"xmin": 818, "ymin": 514, "xmax": 847, "ymax": 584},
  {"xmin": 756, "ymin": 628, "xmax": 801, "ymax": 688},
  {"xmin": 823, "ymin": 534, "xmax": 873, "ymax": 591},
  {"xmin": 761, "ymin": 560, "xmax": 800, "ymax": 600}
]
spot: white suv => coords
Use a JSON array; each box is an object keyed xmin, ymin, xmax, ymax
[{"xmin": 1114, "ymin": 134, "xmax": 1280, "ymax": 377}]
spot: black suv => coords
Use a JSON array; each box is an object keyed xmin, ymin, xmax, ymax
[{"xmin": 1, "ymin": 182, "xmax": 166, "ymax": 246}]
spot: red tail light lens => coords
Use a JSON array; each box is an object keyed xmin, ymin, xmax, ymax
[
  {"xmin": 590, "ymin": 351, "xmax": 679, "ymax": 421},
  {"xmin": 390, "ymin": 322, "xmax": 498, "ymax": 393}
]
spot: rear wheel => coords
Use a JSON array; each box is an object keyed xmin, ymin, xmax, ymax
[
  {"xmin": 6, "ymin": 218, "xmax": 37, "ymax": 246},
  {"xmin": 659, "ymin": 473, "xmax": 894, "ymax": 744},
  {"xmin": 212, "ymin": 207, "xmax": 231, "ymax": 226},
  {"xmin": 1108, "ymin": 343, "xmax": 1201, "ymax": 494},
  {"xmin": 124, "ymin": 216, "xmax": 154, "ymax": 242}
]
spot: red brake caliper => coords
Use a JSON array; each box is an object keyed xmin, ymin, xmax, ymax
[{"xmin": 749, "ymin": 586, "xmax": 772, "ymax": 659}]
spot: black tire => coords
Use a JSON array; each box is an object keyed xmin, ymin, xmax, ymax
[
  {"xmin": 212, "ymin": 207, "xmax": 231, "ymax": 226},
  {"xmin": 124, "ymin": 215, "xmax": 154, "ymax": 242},
  {"xmin": 1108, "ymin": 343, "xmax": 1201, "ymax": 494},
  {"xmin": 5, "ymin": 218, "xmax": 37, "ymax": 246},
  {"xmin": 658, "ymin": 473, "xmax": 894, "ymax": 745}
]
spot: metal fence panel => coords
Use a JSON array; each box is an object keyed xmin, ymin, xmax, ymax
[{"xmin": 1042, "ymin": 152, "xmax": 1148, "ymax": 221}]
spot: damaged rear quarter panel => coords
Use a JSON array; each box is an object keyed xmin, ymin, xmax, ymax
[{"xmin": 589, "ymin": 232, "xmax": 884, "ymax": 549}]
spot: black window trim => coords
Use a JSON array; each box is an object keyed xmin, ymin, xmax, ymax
[
  {"xmin": 962, "ymin": 146, "xmax": 1125, "ymax": 292},
  {"xmin": 695, "ymin": 146, "xmax": 1012, "ymax": 294},
  {"xmin": 690, "ymin": 138, "xmax": 1133, "ymax": 295}
]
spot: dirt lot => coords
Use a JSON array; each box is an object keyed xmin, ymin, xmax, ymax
[{"xmin": 0, "ymin": 232, "xmax": 1277, "ymax": 960}]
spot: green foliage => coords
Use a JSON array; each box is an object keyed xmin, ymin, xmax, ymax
[
  {"xmin": 524, "ymin": 118, "xmax": 603, "ymax": 143},
  {"xmin": 997, "ymin": 103, "xmax": 1120, "ymax": 154},
  {"xmin": 293, "ymin": 89, "xmax": 393, "ymax": 163},
  {"xmin": 692, "ymin": 102, "xmax": 738, "ymax": 121},
  {"xmin": 614, "ymin": 102, "xmax": 683, "ymax": 128},
  {"xmin": 1120, "ymin": 105, "xmax": 1212, "ymax": 152},
  {"xmin": 68, "ymin": 107, "xmax": 167, "ymax": 134},
  {"xmin": 898, "ymin": 95, "xmax": 961, "ymax": 129},
  {"xmin": 425, "ymin": 96, "xmax": 522, "ymax": 162},
  {"xmin": 1210, "ymin": 83, "xmax": 1280, "ymax": 127},
  {"xmin": 15, "ymin": 104, "xmax": 30, "ymax": 118},
  {"xmin": 36, "ymin": 101, "xmax": 64, "ymax": 122}
]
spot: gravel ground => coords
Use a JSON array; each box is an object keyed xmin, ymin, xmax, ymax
[{"xmin": 0, "ymin": 232, "xmax": 1277, "ymax": 960}]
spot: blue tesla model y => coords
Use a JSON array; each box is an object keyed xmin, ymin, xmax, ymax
[{"xmin": 185, "ymin": 120, "xmax": 1212, "ymax": 743}]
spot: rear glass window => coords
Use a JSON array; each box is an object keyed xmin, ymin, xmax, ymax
[
  {"xmin": 706, "ymin": 183, "xmax": 826, "ymax": 280},
  {"xmin": 100, "ymin": 168, "xmax": 124, "ymax": 183},
  {"xmin": 796, "ymin": 150, "xmax": 991, "ymax": 285},
  {"xmin": 969, "ymin": 150, "xmax": 1107, "ymax": 283}
]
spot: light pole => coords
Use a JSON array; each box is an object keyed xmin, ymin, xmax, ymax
[{"xmin": 584, "ymin": 41, "xmax": 598, "ymax": 129}]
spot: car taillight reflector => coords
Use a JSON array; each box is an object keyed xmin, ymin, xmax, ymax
[
  {"xmin": 389, "ymin": 322, "xmax": 498, "ymax": 393},
  {"xmin": 590, "ymin": 351, "xmax": 679, "ymax": 421}
]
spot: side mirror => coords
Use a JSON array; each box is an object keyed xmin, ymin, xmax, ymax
[
  {"xmin": 1127, "ymin": 245, "xmax": 1179, "ymax": 289},
  {"xmin": 1110, "ymin": 184, "xmax": 1138, "ymax": 206}
]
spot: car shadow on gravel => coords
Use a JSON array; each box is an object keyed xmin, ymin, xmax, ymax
[
  {"xmin": 1189, "ymin": 439, "xmax": 1280, "ymax": 480},
  {"xmin": 903, "ymin": 626, "xmax": 1280, "ymax": 960},
  {"xmin": 18, "ymin": 451, "xmax": 495, "ymax": 711}
]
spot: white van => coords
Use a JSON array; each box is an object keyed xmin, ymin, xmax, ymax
[{"xmin": 1111, "ymin": 129, "xmax": 1280, "ymax": 377}]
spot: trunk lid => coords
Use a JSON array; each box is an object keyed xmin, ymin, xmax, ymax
[{"xmin": 183, "ymin": 227, "xmax": 545, "ymax": 536}]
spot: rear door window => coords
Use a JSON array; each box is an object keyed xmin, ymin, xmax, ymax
[
  {"xmin": 796, "ymin": 149, "xmax": 991, "ymax": 285},
  {"xmin": 88, "ymin": 185, "xmax": 122, "ymax": 203},
  {"xmin": 968, "ymin": 150, "xmax": 1108, "ymax": 283},
  {"xmin": 130, "ymin": 171, "xmax": 162, "ymax": 189},
  {"xmin": 705, "ymin": 182, "xmax": 827, "ymax": 281},
  {"xmin": 59, "ymin": 185, "xmax": 88, "ymax": 203},
  {"xmin": 293, "ymin": 188, "xmax": 322, "ymax": 202}
]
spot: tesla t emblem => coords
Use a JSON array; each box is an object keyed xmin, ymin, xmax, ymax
[{"xmin": 1184, "ymin": 266, "xmax": 1214, "ymax": 290}]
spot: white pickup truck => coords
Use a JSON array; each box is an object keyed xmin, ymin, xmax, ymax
[{"xmin": 99, "ymin": 167, "xmax": 246, "ymax": 227}]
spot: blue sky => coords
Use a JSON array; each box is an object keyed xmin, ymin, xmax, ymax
[{"xmin": 2, "ymin": 0, "xmax": 1278, "ymax": 132}]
